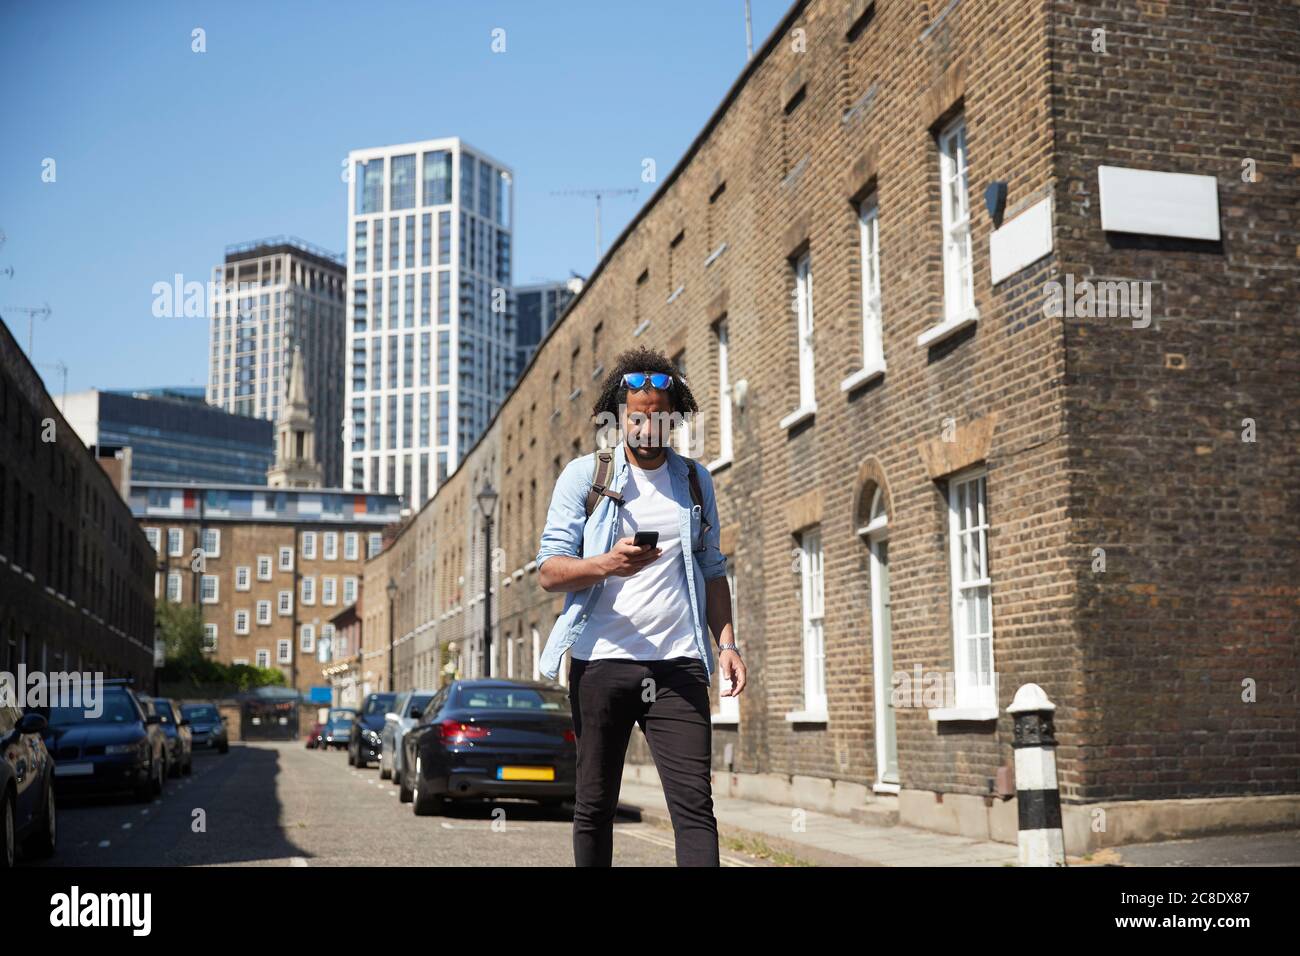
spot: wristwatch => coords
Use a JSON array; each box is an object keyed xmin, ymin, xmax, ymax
[{"xmin": 718, "ymin": 642, "xmax": 740, "ymax": 656}]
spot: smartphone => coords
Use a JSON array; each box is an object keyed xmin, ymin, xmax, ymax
[{"xmin": 632, "ymin": 530, "xmax": 659, "ymax": 548}]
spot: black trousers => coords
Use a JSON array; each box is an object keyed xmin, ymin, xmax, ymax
[{"xmin": 567, "ymin": 655, "xmax": 720, "ymax": 867}]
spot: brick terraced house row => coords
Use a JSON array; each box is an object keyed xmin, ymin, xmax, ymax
[
  {"xmin": 0, "ymin": 319, "xmax": 157, "ymax": 685},
  {"xmin": 363, "ymin": 0, "xmax": 1299, "ymax": 852}
]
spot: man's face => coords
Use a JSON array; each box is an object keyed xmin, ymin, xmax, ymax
[{"xmin": 622, "ymin": 385, "xmax": 674, "ymax": 461}]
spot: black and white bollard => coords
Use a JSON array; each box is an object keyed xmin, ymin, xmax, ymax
[{"xmin": 1008, "ymin": 683, "xmax": 1066, "ymax": 866}]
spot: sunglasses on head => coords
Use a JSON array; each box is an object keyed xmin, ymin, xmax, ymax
[{"xmin": 622, "ymin": 371, "xmax": 673, "ymax": 391}]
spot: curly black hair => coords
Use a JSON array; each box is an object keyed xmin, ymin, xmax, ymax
[{"xmin": 591, "ymin": 345, "xmax": 699, "ymax": 422}]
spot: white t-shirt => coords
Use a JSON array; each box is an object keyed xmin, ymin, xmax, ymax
[{"xmin": 568, "ymin": 455, "xmax": 700, "ymax": 663}]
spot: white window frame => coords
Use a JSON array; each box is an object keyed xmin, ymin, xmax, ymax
[
  {"xmin": 301, "ymin": 576, "xmax": 316, "ymax": 605},
  {"xmin": 167, "ymin": 528, "xmax": 184, "ymax": 558},
  {"xmin": 234, "ymin": 610, "xmax": 250, "ymax": 635},
  {"xmin": 934, "ymin": 468, "xmax": 998, "ymax": 719},
  {"xmin": 277, "ymin": 639, "xmax": 292, "ymax": 664},
  {"xmin": 343, "ymin": 576, "xmax": 358, "ymax": 605},
  {"xmin": 919, "ymin": 116, "xmax": 978, "ymax": 346},
  {"xmin": 780, "ymin": 252, "xmax": 817, "ymax": 429},
  {"xmin": 709, "ymin": 318, "xmax": 733, "ymax": 470},
  {"xmin": 842, "ymin": 198, "xmax": 886, "ymax": 391},
  {"xmin": 202, "ymin": 623, "xmax": 218, "ymax": 653},
  {"xmin": 787, "ymin": 527, "xmax": 827, "ymax": 721},
  {"xmin": 301, "ymin": 531, "xmax": 317, "ymax": 561},
  {"xmin": 235, "ymin": 566, "xmax": 251, "ymax": 591},
  {"xmin": 257, "ymin": 555, "xmax": 273, "ymax": 581},
  {"xmin": 166, "ymin": 572, "xmax": 182, "ymax": 603},
  {"xmin": 201, "ymin": 528, "xmax": 221, "ymax": 559},
  {"xmin": 323, "ymin": 532, "xmax": 338, "ymax": 561},
  {"xmin": 256, "ymin": 600, "xmax": 272, "ymax": 626},
  {"xmin": 368, "ymin": 533, "xmax": 383, "ymax": 558},
  {"xmin": 145, "ymin": 527, "xmax": 161, "ymax": 554},
  {"xmin": 199, "ymin": 574, "xmax": 219, "ymax": 604},
  {"xmin": 343, "ymin": 532, "xmax": 359, "ymax": 561},
  {"xmin": 255, "ymin": 649, "xmax": 271, "ymax": 669},
  {"xmin": 278, "ymin": 547, "xmax": 294, "ymax": 572},
  {"xmin": 322, "ymin": 576, "xmax": 337, "ymax": 606},
  {"xmin": 300, "ymin": 624, "xmax": 316, "ymax": 653}
]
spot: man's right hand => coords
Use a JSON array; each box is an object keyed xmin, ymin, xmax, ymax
[{"xmin": 598, "ymin": 536, "xmax": 661, "ymax": 578}]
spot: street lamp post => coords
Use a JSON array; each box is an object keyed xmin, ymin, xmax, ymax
[
  {"xmin": 386, "ymin": 577, "xmax": 397, "ymax": 691},
  {"xmin": 476, "ymin": 482, "xmax": 498, "ymax": 678}
]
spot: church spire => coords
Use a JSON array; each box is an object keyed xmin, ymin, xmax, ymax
[{"xmin": 267, "ymin": 346, "xmax": 323, "ymax": 488}]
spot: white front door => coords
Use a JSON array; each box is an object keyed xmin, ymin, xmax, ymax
[{"xmin": 870, "ymin": 532, "xmax": 899, "ymax": 790}]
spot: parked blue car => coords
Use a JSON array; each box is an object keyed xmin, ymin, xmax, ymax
[{"xmin": 180, "ymin": 702, "xmax": 229, "ymax": 754}]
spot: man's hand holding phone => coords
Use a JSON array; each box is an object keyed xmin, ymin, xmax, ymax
[{"xmin": 599, "ymin": 531, "xmax": 661, "ymax": 578}]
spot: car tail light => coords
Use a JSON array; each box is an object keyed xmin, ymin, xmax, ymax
[
  {"xmin": 438, "ymin": 719, "xmax": 490, "ymax": 742},
  {"xmin": 563, "ymin": 729, "xmax": 577, "ymax": 743}
]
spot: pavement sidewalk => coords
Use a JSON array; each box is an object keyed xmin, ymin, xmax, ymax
[
  {"xmin": 616, "ymin": 781, "xmax": 1300, "ymax": 867},
  {"xmin": 616, "ymin": 780, "xmax": 1021, "ymax": 867}
]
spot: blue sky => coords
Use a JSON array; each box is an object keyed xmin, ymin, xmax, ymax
[{"xmin": 0, "ymin": 0, "xmax": 789, "ymax": 394}]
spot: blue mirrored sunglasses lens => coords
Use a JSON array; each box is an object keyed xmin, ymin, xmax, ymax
[
  {"xmin": 624, "ymin": 372, "xmax": 647, "ymax": 388},
  {"xmin": 649, "ymin": 373, "xmax": 672, "ymax": 389}
]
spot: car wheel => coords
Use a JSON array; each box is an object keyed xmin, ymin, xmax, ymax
[
  {"xmin": 134, "ymin": 762, "xmax": 154, "ymax": 802},
  {"xmin": 24, "ymin": 784, "xmax": 56, "ymax": 859},
  {"xmin": 346, "ymin": 744, "xmax": 355, "ymax": 766},
  {"xmin": 398, "ymin": 764, "xmax": 413, "ymax": 803},
  {"xmin": 379, "ymin": 757, "xmax": 391, "ymax": 780},
  {"xmin": 152, "ymin": 756, "xmax": 165, "ymax": 795},
  {"xmin": 1, "ymin": 792, "xmax": 15, "ymax": 868},
  {"xmin": 168, "ymin": 753, "xmax": 181, "ymax": 778},
  {"xmin": 219, "ymin": 742, "xmax": 229, "ymax": 754},
  {"xmin": 411, "ymin": 758, "xmax": 443, "ymax": 816}
]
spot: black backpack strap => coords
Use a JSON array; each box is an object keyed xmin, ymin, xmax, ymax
[
  {"xmin": 682, "ymin": 457, "xmax": 712, "ymax": 547},
  {"xmin": 584, "ymin": 448, "xmax": 622, "ymax": 518}
]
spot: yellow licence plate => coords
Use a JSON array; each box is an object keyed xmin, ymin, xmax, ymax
[{"xmin": 498, "ymin": 765, "xmax": 554, "ymax": 781}]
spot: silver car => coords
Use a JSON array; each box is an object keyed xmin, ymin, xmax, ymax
[{"xmin": 380, "ymin": 689, "xmax": 439, "ymax": 783}]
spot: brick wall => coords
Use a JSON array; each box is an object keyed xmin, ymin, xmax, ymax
[
  {"xmin": 0, "ymin": 318, "xmax": 156, "ymax": 684},
  {"xmin": 1051, "ymin": 0, "xmax": 1300, "ymax": 801}
]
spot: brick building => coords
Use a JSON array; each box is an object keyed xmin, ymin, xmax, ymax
[
  {"xmin": 0, "ymin": 319, "xmax": 157, "ymax": 684},
  {"xmin": 365, "ymin": 0, "xmax": 1299, "ymax": 850},
  {"xmin": 131, "ymin": 482, "xmax": 401, "ymax": 699}
]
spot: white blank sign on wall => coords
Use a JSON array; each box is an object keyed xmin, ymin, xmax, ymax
[
  {"xmin": 989, "ymin": 197, "xmax": 1054, "ymax": 284},
  {"xmin": 1097, "ymin": 165, "xmax": 1221, "ymax": 241}
]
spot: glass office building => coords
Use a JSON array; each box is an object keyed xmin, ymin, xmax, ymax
[
  {"xmin": 345, "ymin": 138, "xmax": 514, "ymax": 507},
  {"xmin": 207, "ymin": 237, "xmax": 347, "ymax": 487},
  {"xmin": 513, "ymin": 278, "xmax": 582, "ymax": 377},
  {"xmin": 63, "ymin": 387, "xmax": 275, "ymax": 485}
]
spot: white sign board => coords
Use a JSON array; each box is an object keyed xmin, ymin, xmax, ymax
[
  {"xmin": 989, "ymin": 197, "xmax": 1054, "ymax": 284},
  {"xmin": 1097, "ymin": 165, "xmax": 1220, "ymax": 240}
]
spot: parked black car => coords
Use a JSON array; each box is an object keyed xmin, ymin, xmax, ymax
[
  {"xmin": 138, "ymin": 695, "xmax": 192, "ymax": 777},
  {"xmin": 180, "ymin": 702, "xmax": 229, "ymax": 754},
  {"xmin": 320, "ymin": 708, "xmax": 356, "ymax": 750},
  {"xmin": 399, "ymin": 680, "xmax": 576, "ymax": 816},
  {"xmin": 37, "ymin": 679, "xmax": 166, "ymax": 802},
  {"xmin": 1, "ymin": 704, "xmax": 56, "ymax": 867},
  {"xmin": 348, "ymin": 692, "xmax": 396, "ymax": 768}
]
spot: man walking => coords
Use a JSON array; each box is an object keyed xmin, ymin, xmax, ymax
[{"xmin": 536, "ymin": 346, "xmax": 746, "ymax": 866}]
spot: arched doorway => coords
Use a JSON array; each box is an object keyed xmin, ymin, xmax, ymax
[{"xmin": 859, "ymin": 486, "xmax": 898, "ymax": 792}]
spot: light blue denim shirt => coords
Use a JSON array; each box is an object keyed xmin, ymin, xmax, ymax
[{"xmin": 535, "ymin": 441, "xmax": 727, "ymax": 682}]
